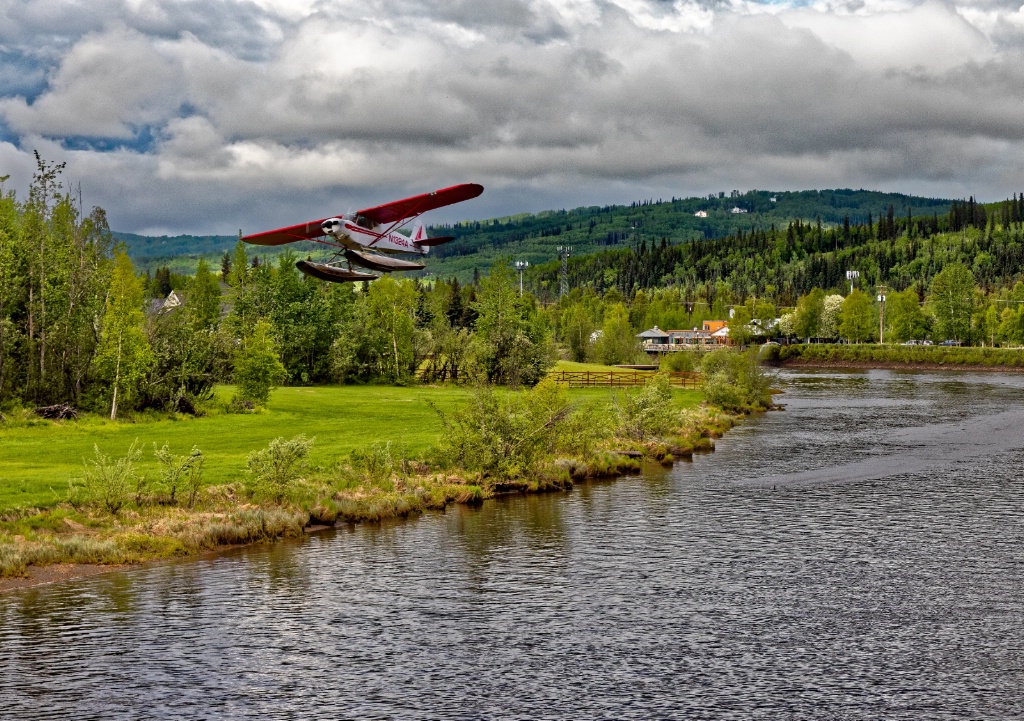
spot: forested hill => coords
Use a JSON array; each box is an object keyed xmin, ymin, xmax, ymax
[
  {"xmin": 114, "ymin": 189, "xmax": 953, "ymax": 276},
  {"xmin": 525, "ymin": 195, "xmax": 1024, "ymax": 305},
  {"xmin": 113, "ymin": 231, "xmax": 237, "ymax": 267},
  {"xmin": 424, "ymin": 189, "xmax": 953, "ymax": 281}
]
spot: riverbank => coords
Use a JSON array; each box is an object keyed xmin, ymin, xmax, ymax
[
  {"xmin": 1, "ymin": 379, "xmax": 737, "ymax": 590},
  {"xmin": 764, "ymin": 343, "xmax": 1024, "ymax": 371},
  {"xmin": 779, "ymin": 359, "xmax": 1024, "ymax": 372}
]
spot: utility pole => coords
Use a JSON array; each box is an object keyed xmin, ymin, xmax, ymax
[
  {"xmin": 514, "ymin": 260, "xmax": 529, "ymax": 296},
  {"xmin": 877, "ymin": 285, "xmax": 887, "ymax": 344},
  {"xmin": 557, "ymin": 246, "xmax": 572, "ymax": 298}
]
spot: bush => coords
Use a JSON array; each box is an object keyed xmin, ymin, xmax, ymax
[
  {"xmin": 153, "ymin": 443, "xmax": 205, "ymax": 506},
  {"xmin": 615, "ymin": 373, "xmax": 678, "ymax": 440},
  {"xmin": 245, "ymin": 435, "xmax": 314, "ymax": 502},
  {"xmin": 430, "ymin": 378, "xmax": 573, "ymax": 480},
  {"xmin": 700, "ymin": 349, "xmax": 774, "ymax": 412},
  {"xmin": 660, "ymin": 350, "xmax": 702, "ymax": 372},
  {"xmin": 344, "ymin": 441, "xmax": 410, "ymax": 488},
  {"xmin": 777, "ymin": 343, "xmax": 1024, "ymax": 368},
  {"xmin": 69, "ymin": 441, "xmax": 144, "ymax": 513}
]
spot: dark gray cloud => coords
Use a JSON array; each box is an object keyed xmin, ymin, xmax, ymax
[{"xmin": 1, "ymin": 0, "xmax": 1024, "ymax": 236}]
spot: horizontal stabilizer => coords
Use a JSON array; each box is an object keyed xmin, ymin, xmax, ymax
[
  {"xmin": 412, "ymin": 235, "xmax": 455, "ymax": 247},
  {"xmin": 344, "ymin": 249, "xmax": 425, "ymax": 272},
  {"xmin": 296, "ymin": 260, "xmax": 379, "ymax": 283}
]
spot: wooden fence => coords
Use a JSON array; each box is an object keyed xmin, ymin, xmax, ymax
[{"xmin": 550, "ymin": 370, "xmax": 700, "ymax": 388}]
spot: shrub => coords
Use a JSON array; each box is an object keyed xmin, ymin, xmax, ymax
[
  {"xmin": 245, "ymin": 435, "xmax": 314, "ymax": 502},
  {"xmin": 430, "ymin": 378, "xmax": 573, "ymax": 480},
  {"xmin": 153, "ymin": 443, "xmax": 205, "ymax": 506},
  {"xmin": 69, "ymin": 441, "xmax": 144, "ymax": 514},
  {"xmin": 660, "ymin": 351, "xmax": 702, "ymax": 372},
  {"xmin": 700, "ymin": 349, "xmax": 774, "ymax": 412},
  {"xmin": 615, "ymin": 373, "xmax": 678, "ymax": 440},
  {"xmin": 345, "ymin": 441, "xmax": 410, "ymax": 488}
]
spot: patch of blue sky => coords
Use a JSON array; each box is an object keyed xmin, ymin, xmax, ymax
[
  {"xmin": 0, "ymin": 50, "xmax": 52, "ymax": 103},
  {"xmin": 60, "ymin": 125, "xmax": 158, "ymax": 154},
  {"xmin": 0, "ymin": 117, "xmax": 18, "ymax": 146}
]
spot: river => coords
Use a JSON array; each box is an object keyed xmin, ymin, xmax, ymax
[{"xmin": 2, "ymin": 370, "xmax": 1023, "ymax": 719}]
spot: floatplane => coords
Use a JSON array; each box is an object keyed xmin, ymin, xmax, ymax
[{"xmin": 242, "ymin": 183, "xmax": 484, "ymax": 282}]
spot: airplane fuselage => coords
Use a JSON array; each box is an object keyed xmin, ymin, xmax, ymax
[{"xmin": 321, "ymin": 215, "xmax": 427, "ymax": 255}]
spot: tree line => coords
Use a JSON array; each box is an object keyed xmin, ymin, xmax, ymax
[
  {"xmin": 546, "ymin": 260, "xmax": 1024, "ymax": 352},
  {"xmin": 528, "ymin": 202, "xmax": 1024, "ymax": 307},
  {"xmin": 4, "ymin": 158, "xmax": 1021, "ymax": 423},
  {"xmin": 0, "ymin": 160, "xmax": 557, "ymax": 419}
]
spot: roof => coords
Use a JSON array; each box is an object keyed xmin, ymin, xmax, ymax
[{"xmin": 636, "ymin": 326, "xmax": 670, "ymax": 339}]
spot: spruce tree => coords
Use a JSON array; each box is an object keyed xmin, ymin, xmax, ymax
[{"xmin": 220, "ymin": 251, "xmax": 231, "ymax": 280}]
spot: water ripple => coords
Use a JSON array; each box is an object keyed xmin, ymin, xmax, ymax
[{"xmin": 1, "ymin": 369, "xmax": 1023, "ymax": 719}]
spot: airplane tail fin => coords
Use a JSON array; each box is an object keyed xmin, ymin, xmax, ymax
[{"xmin": 411, "ymin": 221, "xmax": 428, "ymax": 243}]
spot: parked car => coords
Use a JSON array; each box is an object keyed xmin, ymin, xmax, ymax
[{"xmin": 938, "ymin": 340, "xmax": 962, "ymax": 347}]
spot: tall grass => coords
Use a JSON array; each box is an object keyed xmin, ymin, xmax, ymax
[
  {"xmin": 2, "ymin": 381, "xmax": 730, "ymax": 579},
  {"xmin": 773, "ymin": 344, "xmax": 1024, "ymax": 367}
]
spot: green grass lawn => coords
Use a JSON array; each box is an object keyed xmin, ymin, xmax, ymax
[
  {"xmin": 0, "ymin": 385, "xmax": 469, "ymax": 510},
  {"xmin": 0, "ymin": 382, "xmax": 702, "ymax": 511}
]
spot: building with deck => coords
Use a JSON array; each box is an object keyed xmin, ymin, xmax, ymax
[{"xmin": 636, "ymin": 321, "xmax": 732, "ymax": 352}]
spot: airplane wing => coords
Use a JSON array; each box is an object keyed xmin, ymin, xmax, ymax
[
  {"xmin": 242, "ymin": 183, "xmax": 482, "ymax": 246},
  {"xmin": 357, "ymin": 183, "xmax": 483, "ymax": 225},
  {"xmin": 243, "ymin": 219, "xmax": 328, "ymax": 246}
]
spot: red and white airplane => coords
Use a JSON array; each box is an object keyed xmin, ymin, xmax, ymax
[{"xmin": 242, "ymin": 183, "xmax": 484, "ymax": 282}]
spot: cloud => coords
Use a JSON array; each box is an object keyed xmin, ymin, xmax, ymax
[{"xmin": 1, "ymin": 0, "xmax": 1023, "ymax": 236}]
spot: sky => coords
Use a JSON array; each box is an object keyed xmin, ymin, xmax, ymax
[{"xmin": 1, "ymin": 0, "xmax": 1023, "ymax": 235}]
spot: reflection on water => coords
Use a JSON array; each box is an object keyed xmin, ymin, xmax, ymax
[{"xmin": 2, "ymin": 370, "xmax": 1023, "ymax": 719}]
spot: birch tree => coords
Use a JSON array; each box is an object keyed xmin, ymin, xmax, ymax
[
  {"xmin": 929, "ymin": 263, "xmax": 975, "ymax": 343},
  {"xmin": 365, "ymin": 275, "xmax": 417, "ymax": 382},
  {"xmin": 96, "ymin": 253, "xmax": 153, "ymax": 419}
]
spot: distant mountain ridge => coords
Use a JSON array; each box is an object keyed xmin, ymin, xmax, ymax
[
  {"xmin": 114, "ymin": 188, "xmax": 955, "ymax": 278},
  {"xmin": 113, "ymin": 232, "xmax": 238, "ymax": 261}
]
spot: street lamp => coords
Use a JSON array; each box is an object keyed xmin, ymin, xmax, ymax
[
  {"xmin": 877, "ymin": 287, "xmax": 887, "ymax": 344},
  {"xmin": 846, "ymin": 269, "xmax": 860, "ymax": 295},
  {"xmin": 514, "ymin": 260, "xmax": 529, "ymax": 296}
]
